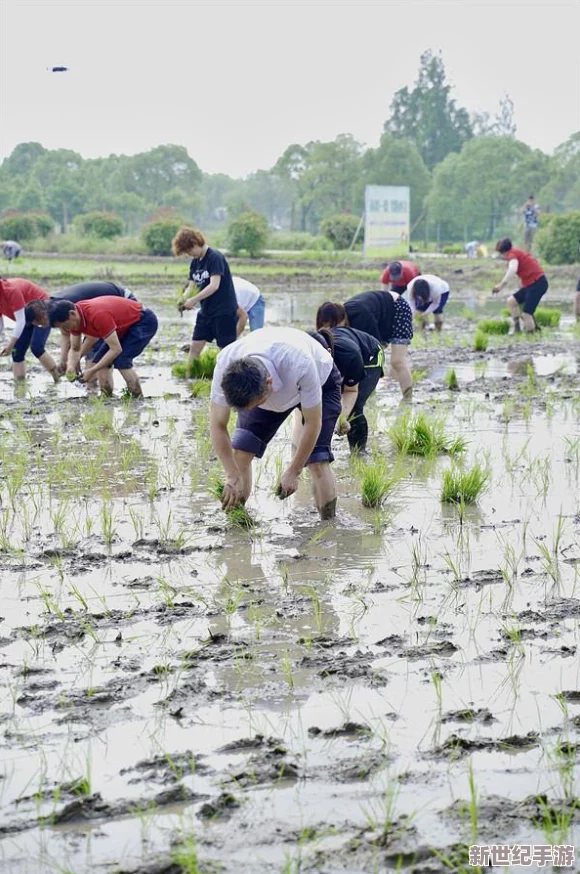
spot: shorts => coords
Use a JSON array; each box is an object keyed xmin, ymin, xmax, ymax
[
  {"xmin": 513, "ymin": 275, "xmax": 548, "ymax": 315},
  {"xmin": 92, "ymin": 308, "xmax": 158, "ymax": 369},
  {"xmin": 389, "ymin": 296, "xmax": 414, "ymax": 345},
  {"xmin": 248, "ymin": 295, "xmax": 266, "ymax": 331},
  {"xmin": 524, "ymin": 226, "xmax": 537, "ymax": 247},
  {"xmin": 576, "ymin": 275, "xmax": 580, "ymax": 293},
  {"xmin": 231, "ymin": 364, "xmax": 342, "ymax": 464},
  {"xmin": 192, "ymin": 310, "xmax": 237, "ymax": 348},
  {"xmin": 391, "ymin": 283, "xmax": 408, "ymax": 294},
  {"xmin": 416, "ymin": 291, "xmax": 449, "ymax": 316}
]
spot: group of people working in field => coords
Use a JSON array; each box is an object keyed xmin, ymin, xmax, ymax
[{"xmin": 0, "ymin": 227, "xmax": 565, "ymax": 520}]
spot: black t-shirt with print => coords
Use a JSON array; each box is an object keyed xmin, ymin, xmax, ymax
[
  {"xmin": 189, "ymin": 247, "xmax": 237, "ymax": 317},
  {"xmin": 344, "ymin": 290, "xmax": 395, "ymax": 343},
  {"xmin": 330, "ymin": 326, "xmax": 382, "ymax": 386}
]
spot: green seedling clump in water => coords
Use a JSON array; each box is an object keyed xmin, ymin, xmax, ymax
[
  {"xmin": 474, "ymin": 331, "xmax": 488, "ymax": 352},
  {"xmin": 209, "ymin": 475, "xmax": 256, "ymax": 529},
  {"xmin": 359, "ymin": 456, "xmax": 401, "ymax": 508},
  {"xmin": 389, "ymin": 412, "xmax": 467, "ymax": 458},
  {"xmin": 441, "ymin": 463, "xmax": 490, "ymax": 504},
  {"xmin": 445, "ymin": 368, "xmax": 459, "ymax": 391},
  {"xmin": 190, "ymin": 379, "xmax": 211, "ymax": 398},
  {"xmin": 172, "ymin": 347, "xmax": 218, "ymax": 380},
  {"xmin": 478, "ymin": 318, "xmax": 510, "ymax": 335}
]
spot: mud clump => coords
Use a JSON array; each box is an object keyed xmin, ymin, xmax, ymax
[{"xmin": 197, "ymin": 792, "xmax": 241, "ymax": 820}]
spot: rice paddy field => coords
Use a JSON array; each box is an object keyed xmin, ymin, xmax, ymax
[{"xmin": 0, "ymin": 261, "xmax": 579, "ymax": 874}]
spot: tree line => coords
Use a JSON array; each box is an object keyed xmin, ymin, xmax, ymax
[{"xmin": 0, "ymin": 50, "xmax": 578, "ymax": 248}]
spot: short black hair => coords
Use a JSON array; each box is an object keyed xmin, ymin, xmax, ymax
[
  {"xmin": 528, "ymin": 194, "xmax": 535, "ymax": 199},
  {"xmin": 48, "ymin": 299, "xmax": 76, "ymax": 326},
  {"xmin": 389, "ymin": 261, "xmax": 402, "ymax": 279},
  {"xmin": 221, "ymin": 357, "xmax": 269, "ymax": 409},
  {"xmin": 495, "ymin": 237, "xmax": 512, "ymax": 254},
  {"xmin": 413, "ymin": 278, "xmax": 430, "ymax": 303}
]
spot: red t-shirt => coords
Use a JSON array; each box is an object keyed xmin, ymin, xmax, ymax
[
  {"xmin": 73, "ymin": 297, "xmax": 142, "ymax": 339},
  {"xmin": 380, "ymin": 261, "xmax": 420, "ymax": 287},
  {"xmin": 0, "ymin": 278, "xmax": 48, "ymax": 320},
  {"xmin": 507, "ymin": 248, "xmax": 544, "ymax": 287}
]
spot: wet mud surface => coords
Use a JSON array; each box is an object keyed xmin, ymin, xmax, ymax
[{"xmin": 0, "ymin": 283, "xmax": 579, "ymax": 872}]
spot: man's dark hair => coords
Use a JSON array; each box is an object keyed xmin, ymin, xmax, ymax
[
  {"xmin": 528, "ymin": 194, "xmax": 535, "ymax": 199},
  {"xmin": 48, "ymin": 299, "xmax": 76, "ymax": 326},
  {"xmin": 495, "ymin": 238, "xmax": 512, "ymax": 254},
  {"xmin": 389, "ymin": 261, "xmax": 402, "ymax": 279},
  {"xmin": 221, "ymin": 357, "xmax": 269, "ymax": 409},
  {"xmin": 413, "ymin": 278, "xmax": 430, "ymax": 304}
]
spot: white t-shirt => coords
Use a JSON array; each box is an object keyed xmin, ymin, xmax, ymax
[
  {"xmin": 211, "ymin": 327, "xmax": 333, "ymax": 412},
  {"xmin": 407, "ymin": 274, "xmax": 450, "ymax": 315},
  {"xmin": 233, "ymin": 276, "xmax": 260, "ymax": 312}
]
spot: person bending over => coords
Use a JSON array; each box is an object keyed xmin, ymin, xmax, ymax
[
  {"xmin": 26, "ymin": 280, "xmax": 138, "ymax": 375},
  {"xmin": 314, "ymin": 312, "xmax": 384, "ymax": 453},
  {"xmin": 407, "ymin": 274, "xmax": 450, "ymax": 332},
  {"xmin": 380, "ymin": 260, "xmax": 420, "ymax": 294},
  {"xmin": 209, "ymin": 327, "xmax": 342, "ymax": 520},
  {"xmin": 318, "ymin": 292, "xmax": 412, "ymax": 398},
  {"xmin": 173, "ymin": 227, "xmax": 238, "ymax": 368},
  {"xmin": 47, "ymin": 296, "xmax": 158, "ymax": 397},
  {"xmin": 233, "ymin": 276, "xmax": 266, "ymax": 336},
  {"xmin": 492, "ymin": 238, "xmax": 548, "ymax": 333},
  {"xmin": 0, "ymin": 276, "xmax": 59, "ymax": 381}
]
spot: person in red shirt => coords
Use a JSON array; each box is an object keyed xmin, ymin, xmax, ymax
[
  {"xmin": 492, "ymin": 238, "xmax": 548, "ymax": 333},
  {"xmin": 380, "ymin": 260, "xmax": 420, "ymax": 293},
  {"xmin": 47, "ymin": 297, "xmax": 158, "ymax": 397},
  {"xmin": 0, "ymin": 276, "xmax": 59, "ymax": 380}
]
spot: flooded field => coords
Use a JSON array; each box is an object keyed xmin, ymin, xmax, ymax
[{"xmin": 1, "ymin": 283, "xmax": 579, "ymax": 874}]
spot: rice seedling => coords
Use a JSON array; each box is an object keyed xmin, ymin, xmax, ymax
[
  {"xmin": 389, "ymin": 412, "xmax": 466, "ymax": 458},
  {"xmin": 171, "ymin": 835, "xmax": 203, "ymax": 874},
  {"xmin": 441, "ymin": 463, "xmax": 490, "ymax": 504},
  {"xmin": 358, "ymin": 455, "xmax": 401, "ymax": 508},
  {"xmin": 473, "ymin": 331, "xmax": 488, "ymax": 352},
  {"xmin": 477, "ymin": 318, "xmax": 510, "ymax": 335},
  {"xmin": 190, "ymin": 379, "xmax": 211, "ymax": 398},
  {"xmin": 444, "ymin": 368, "xmax": 459, "ymax": 390},
  {"xmin": 172, "ymin": 347, "xmax": 218, "ymax": 380}
]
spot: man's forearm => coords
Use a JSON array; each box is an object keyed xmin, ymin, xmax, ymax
[
  {"xmin": 192, "ymin": 280, "xmax": 221, "ymax": 305},
  {"xmin": 88, "ymin": 346, "xmax": 119, "ymax": 373},
  {"xmin": 341, "ymin": 389, "xmax": 359, "ymax": 418},
  {"xmin": 288, "ymin": 417, "xmax": 321, "ymax": 474},
  {"xmin": 210, "ymin": 422, "xmax": 240, "ymax": 479}
]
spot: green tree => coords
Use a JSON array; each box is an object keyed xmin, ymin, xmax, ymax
[
  {"xmin": 472, "ymin": 94, "xmax": 517, "ymax": 138},
  {"xmin": 76, "ymin": 211, "xmax": 124, "ymax": 238},
  {"xmin": 538, "ymin": 132, "xmax": 580, "ymax": 213},
  {"xmin": 226, "ymin": 210, "xmax": 269, "ymax": 256},
  {"xmin": 536, "ymin": 211, "xmax": 580, "ymax": 264},
  {"xmin": 17, "ymin": 178, "xmax": 46, "ymax": 212},
  {"xmin": 385, "ymin": 50, "xmax": 473, "ymax": 169},
  {"xmin": 0, "ymin": 214, "xmax": 38, "ymax": 242},
  {"xmin": 425, "ymin": 136, "xmax": 551, "ymax": 240},
  {"xmin": 142, "ymin": 218, "xmax": 184, "ymax": 256},
  {"xmin": 320, "ymin": 214, "xmax": 361, "ymax": 250},
  {"xmin": 274, "ymin": 135, "xmax": 362, "ymax": 231},
  {"xmin": 0, "ymin": 142, "xmax": 46, "ymax": 177},
  {"xmin": 359, "ymin": 134, "xmax": 431, "ymax": 227}
]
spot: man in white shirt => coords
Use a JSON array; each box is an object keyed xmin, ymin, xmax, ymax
[
  {"xmin": 407, "ymin": 274, "xmax": 450, "ymax": 331},
  {"xmin": 233, "ymin": 276, "xmax": 266, "ymax": 335},
  {"xmin": 210, "ymin": 327, "xmax": 342, "ymax": 520}
]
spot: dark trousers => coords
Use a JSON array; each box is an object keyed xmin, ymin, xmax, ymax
[{"xmin": 347, "ymin": 364, "xmax": 383, "ymax": 452}]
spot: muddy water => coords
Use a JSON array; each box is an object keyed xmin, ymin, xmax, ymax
[{"xmin": 0, "ymin": 288, "xmax": 579, "ymax": 873}]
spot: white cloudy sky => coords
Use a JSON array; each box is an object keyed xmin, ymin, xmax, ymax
[{"xmin": 1, "ymin": 0, "xmax": 579, "ymax": 177}]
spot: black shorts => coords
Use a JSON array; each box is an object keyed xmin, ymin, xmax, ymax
[
  {"xmin": 576, "ymin": 275, "xmax": 580, "ymax": 293},
  {"xmin": 231, "ymin": 365, "xmax": 342, "ymax": 464},
  {"xmin": 192, "ymin": 311, "xmax": 237, "ymax": 348},
  {"xmin": 513, "ymin": 275, "xmax": 548, "ymax": 315},
  {"xmin": 389, "ymin": 296, "xmax": 414, "ymax": 345}
]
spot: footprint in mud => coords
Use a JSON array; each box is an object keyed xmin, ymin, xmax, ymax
[
  {"xmin": 441, "ymin": 707, "xmax": 496, "ymax": 724},
  {"xmin": 217, "ymin": 735, "xmax": 300, "ymax": 788}
]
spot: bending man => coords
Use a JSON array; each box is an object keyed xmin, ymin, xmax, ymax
[
  {"xmin": 492, "ymin": 238, "xmax": 548, "ymax": 333},
  {"xmin": 210, "ymin": 327, "xmax": 342, "ymax": 520}
]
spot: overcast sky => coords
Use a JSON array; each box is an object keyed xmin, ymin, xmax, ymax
[{"xmin": 1, "ymin": 0, "xmax": 579, "ymax": 178}]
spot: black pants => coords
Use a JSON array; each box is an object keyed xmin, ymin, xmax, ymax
[{"xmin": 347, "ymin": 363, "xmax": 383, "ymax": 452}]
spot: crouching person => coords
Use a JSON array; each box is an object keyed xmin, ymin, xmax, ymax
[
  {"xmin": 209, "ymin": 327, "xmax": 342, "ymax": 520},
  {"xmin": 47, "ymin": 297, "xmax": 158, "ymax": 397}
]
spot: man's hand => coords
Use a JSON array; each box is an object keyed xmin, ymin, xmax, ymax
[
  {"xmin": 336, "ymin": 415, "xmax": 351, "ymax": 435},
  {"xmin": 276, "ymin": 469, "xmax": 300, "ymax": 499},
  {"xmin": 491, "ymin": 285, "xmax": 502, "ymax": 295},
  {"xmin": 182, "ymin": 298, "xmax": 198, "ymax": 311},
  {"xmin": 0, "ymin": 346, "xmax": 12, "ymax": 357},
  {"xmin": 222, "ymin": 476, "xmax": 246, "ymax": 510},
  {"xmin": 80, "ymin": 367, "xmax": 97, "ymax": 383}
]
